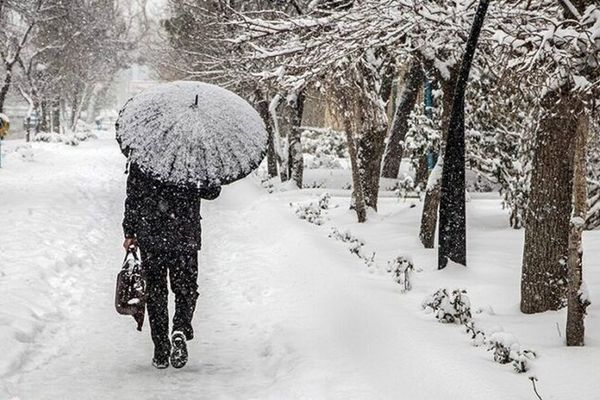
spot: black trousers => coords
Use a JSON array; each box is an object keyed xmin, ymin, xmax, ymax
[{"xmin": 141, "ymin": 248, "xmax": 199, "ymax": 355}]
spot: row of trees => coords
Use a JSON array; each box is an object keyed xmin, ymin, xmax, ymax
[
  {"xmin": 157, "ymin": 0, "xmax": 599, "ymax": 345},
  {"xmin": 0, "ymin": 0, "xmax": 144, "ymax": 136}
]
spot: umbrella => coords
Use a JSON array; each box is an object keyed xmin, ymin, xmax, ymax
[{"xmin": 116, "ymin": 81, "xmax": 268, "ymax": 188}]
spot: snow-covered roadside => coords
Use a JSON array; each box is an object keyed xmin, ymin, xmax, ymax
[
  {"xmin": 1, "ymin": 134, "xmax": 598, "ymax": 399},
  {"xmin": 282, "ymin": 188, "xmax": 600, "ymax": 399},
  {"xmin": 0, "ymin": 133, "xmax": 125, "ymax": 383}
]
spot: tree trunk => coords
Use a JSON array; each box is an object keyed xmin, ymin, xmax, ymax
[
  {"xmin": 566, "ymin": 112, "xmax": 590, "ymax": 345},
  {"xmin": 59, "ymin": 97, "xmax": 68, "ymax": 135},
  {"xmin": 415, "ymin": 156, "xmax": 429, "ymax": 189},
  {"xmin": 438, "ymin": 91, "xmax": 467, "ymax": 267},
  {"xmin": 70, "ymin": 84, "xmax": 90, "ymax": 133},
  {"xmin": 71, "ymin": 88, "xmax": 80, "ymax": 129},
  {"xmin": 269, "ymin": 94, "xmax": 288, "ymax": 182},
  {"xmin": 344, "ymin": 114, "xmax": 367, "ymax": 223},
  {"xmin": 354, "ymin": 55, "xmax": 393, "ymax": 211},
  {"xmin": 288, "ymin": 90, "xmax": 305, "ymax": 188},
  {"xmin": 17, "ymin": 85, "xmax": 35, "ymax": 142},
  {"xmin": 0, "ymin": 64, "xmax": 13, "ymax": 114},
  {"xmin": 419, "ymin": 72, "xmax": 456, "ymax": 248},
  {"xmin": 381, "ymin": 60, "xmax": 423, "ymax": 179},
  {"xmin": 438, "ymin": 0, "xmax": 490, "ymax": 268},
  {"xmin": 52, "ymin": 98, "xmax": 61, "ymax": 133},
  {"xmin": 256, "ymin": 90, "xmax": 278, "ymax": 178},
  {"xmin": 49, "ymin": 100, "xmax": 55, "ymax": 133},
  {"xmin": 266, "ymin": 129, "xmax": 278, "ymax": 177},
  {"xmin": 521, "ymin": 86, "xmax": 582, "ymax": 313},
  {"xmin": 40, "ymin": 100, "xmax": 49, "ymax": 132},
  {"xmin": 357, "ymin": 125, "xmax": 387, "ymax": 210}
]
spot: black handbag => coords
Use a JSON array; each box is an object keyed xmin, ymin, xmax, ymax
[{"xmin": 115, "ymin": 246, "xmax": 147, "ymax": 331}]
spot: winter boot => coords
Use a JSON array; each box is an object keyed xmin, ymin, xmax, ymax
[
  {"xmin": 170, "ymin": 331, "xmax": 188, "ymax": 369},
  {"xmin": 152, "ymin": 354, "xmax": 169, "ymax": 369},
  {"xmin": 152, "ymin": 344, "xmax": 170, "ymax": 369}
]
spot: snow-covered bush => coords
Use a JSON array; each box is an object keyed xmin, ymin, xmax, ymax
[
  {"xmin": 304, "ymin": 153, "xmax": 342, "ymax": 169},
  {"xmin": 387, "ymin": 176, "xmax": 419, "ymax": 200},
  {"xmin": 422, "ymin": 289, "xmax": 472, "ymax": 324},
  {"xmin": 318, "ymin": 193, "xmax": 330, "ymax": 209},
  {"xmin": 465, "ymin": 76, "xmax": 537, "ymax": 229},
  {"xmin": 486, "ymin": 332, "xmax": 536, "ymax": 373},
  {"xmin": 329, "ymin": 228, "xmax": 363, "ymax": 247},
  {"xmin": 73, "ymin": 120, "xmax": 98, "ymax": 141},
  {"xmin": 387, "ymin": 256, "xmax": 414, "ymax": 292},
  {"xmin": 466, "ymin": 171, "xmax": 496, "ymax": 193},
  {"xmin": 294, "ymin": 193, "xmax": 330, "ymax": 225},
  {"xmin": 405, "ymin": 108, "xmax": 442, "ymax": 189},
  {"xmin": 423, "ymin": 289, "xmax": 535, "ymax": 373},
  {"xmin": 302, "ymin": 179, "xmax": 326, "ymax": 189},
  {"xmin": 329, "ymin": 227, "xmax": 377, "ymax": 271},
  {"xmin": 14, "ymin": 144, "xmax": 34, "ymax": 162},
  {"xmin": 33, "ymin": 131, "xmax": 79, "ymax": 146},
  {"xmin": 31, "ymin": 120, "xmax": 98, "ymax": 146},
  {"xmin": 302, "ymin": 127, "xmax": 347, "ymax": 169},
  {"xmin": 464, "ymin": 321, "xmax": 486, "ymax": 346},
  {"xmin": 302, "ymin": 127, "xmax": 347, "ymax": 158}
]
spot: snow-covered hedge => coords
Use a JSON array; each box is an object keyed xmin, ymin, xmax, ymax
[
  {"xmin": 32, "ymin": 120, "xmax": 98, "ymax": 146},
  {"xmin": 294, "ymin": 193, "xmax": 331, "ymax": 225},
  {"xmin": 387, "ymin": 256, "xmax": 414, "ymax": 292},
  {"xmin": 329, "ymin": 228, "xmax": 377, "ymax": 271},
  {"xmin": 33, "ymin": 131, "xmax": 80, "ymax": 146},
  {"xmin": 387, "ymin": 176, "xmax": 419, "ymax": 200},
  {"xmin": 423, "ymin": 288, "xmax": 536, "ymax": 373},
  {"xmin": 14, "ymin": 143, "xmax": 34, "ymax": 162},
  {"xmin": 422, "ymin": 288, "xmax": 472, "ymax": 324},
  {"xmin": 304, "ymin": 153, "xmax": 343, "ymax": 169},
  {"xmin": 302, "ymin": 127, "xmax": 347, "ymax": 169},
  {"xmin": 486, "ymin": 331, "xmax": 536, "ymax": 373}
]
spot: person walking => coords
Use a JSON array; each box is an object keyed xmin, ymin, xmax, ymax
[
  {"xmin": 116, "ymin": 82, "xmax": 269, "ymax": 369},
  {"xmin": 122, "ymin": 162, "xmax": 220, "ymax": 369}
]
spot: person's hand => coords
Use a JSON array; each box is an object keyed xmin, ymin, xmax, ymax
[{"xmin": 123, "ymin": 237, "xmax": 137, "ymax": 250}]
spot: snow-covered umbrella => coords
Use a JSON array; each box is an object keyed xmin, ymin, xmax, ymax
[{"xmin": 116, "ymin": 81, "xmax": 268, "ymax": 188}]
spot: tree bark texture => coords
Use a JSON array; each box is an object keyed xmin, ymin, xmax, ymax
[
  {"xmin": 343, "ymin": 114, "xmax": 367, "ymax": 223},
  {"xmin": 419, "ymin": 71, "xmax": 456, "ymax": 248},
  {"xmin": 521, "ymin": 86, "xmax": 582, "ymax": 313},
  {"xmin": 256, "ymin": 90, "xmax": 278, "ymax": 178},
  {"xmin": 566, "ymin": 112, "xmax": 590, "ymax": 345},
  {"xmin": 381, "ymin": 59, "xmax": 423, "ymax": 179},
  {"xmin": 40, "ymin": 100, "xmax": 49, "ymax": 132},
  {"xmin": 287, "ymin": 91, "xmax": 305, "ymax": 188},
  {"xmin": 415, "ymin": 156, "xmax": 429, "ymax": 189},
  {"xmin": 438, "ymin": 0, "xmax": 490, "ymax": 268},
  {"xmin": 357, "ymin": 126, "xmax": 388, "ymax": 210},
  {"xmin": 352, "ymin": 61, "xmax": 394, "ymax": 211},
  {"xmin": 52, "ymin": 98, "xmax": 60, "ymax": 133},
  {"xmin": 0, "ymin": 65, "xmax": 13, "ymax": 114}
]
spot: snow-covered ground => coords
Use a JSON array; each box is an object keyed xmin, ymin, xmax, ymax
[{"xmin": 0, "ymin": 133, "xmax": 598, "ymax": 399}]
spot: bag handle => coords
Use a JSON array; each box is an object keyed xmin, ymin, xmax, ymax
[{"xmin": 122, "ymin": 245, "xmax": 139, "ymax": 265}]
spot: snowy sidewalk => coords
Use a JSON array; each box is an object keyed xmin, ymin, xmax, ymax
[{"xmin": 1, "ymin": 135, "xmax": 598, "ymax": 399}]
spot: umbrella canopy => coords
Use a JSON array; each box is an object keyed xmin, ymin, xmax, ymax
[{"xmin": 116, "ymin": 81, "xmax": 268, "ymax": 187}]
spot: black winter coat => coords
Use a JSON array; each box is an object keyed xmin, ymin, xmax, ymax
[{"xmin": 123, "ymin": 163, "xmax": 221, "ymax": 252}]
